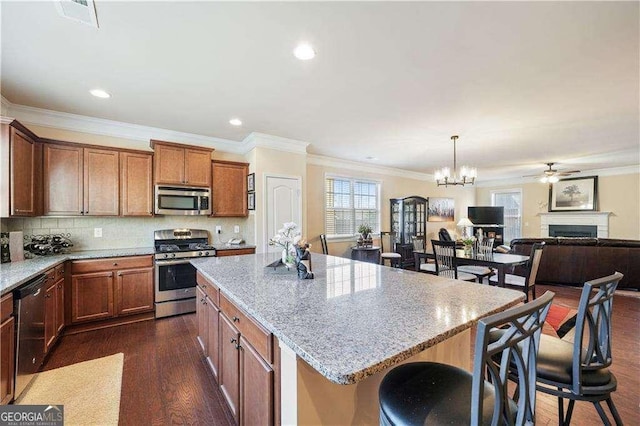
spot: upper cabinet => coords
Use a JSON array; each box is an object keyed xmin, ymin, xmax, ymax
[
  {"xmin": 43, "ymin": 143, "xmax": 119, "ymax": 216},
  {"xmin": 0, "ymin": 120, "xmax": 42, "ymax": 217},
  {"xmin": 211, "ymin": 160, "xmax": 249, "ymax": 217},
  {"xmin": 120, "ymin": 152, "xmax": 153, "ymax": 216},
  {"xmin": 151, "ymin": 140, "xmax": 212, "ymax": 187}
]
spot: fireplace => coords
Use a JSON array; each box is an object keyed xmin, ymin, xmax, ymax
[
  {"xmin": 549, "ymin": 225, "xmax": 597, "ymax": 238},
  {"xmin": 540, "ymin": 212, "xmax": 611, "ymax": 238}
]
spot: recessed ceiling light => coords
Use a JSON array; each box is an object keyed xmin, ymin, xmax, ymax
[
  {"xmin": 229, "ymin": 118, "xmax": 242, "ymax": 126},
  {"xmin": 293, "ymin": 43, "xmax": 316, "ymax": 60},
  {"xmin": 89, "ymin": 89, "xmax": 111, "ymax": 98},
  {"xmin": 366, "ymin": 156, "xmax": 377, "ymax": 160}
]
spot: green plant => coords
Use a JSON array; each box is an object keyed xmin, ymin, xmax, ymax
[
  {"xmin": 357, "ymin": 224, "xmax": 373, "ymax": 235},
  {"xmin": 462, "ymin": 237, "xmax": 475, "ymax": 246}
]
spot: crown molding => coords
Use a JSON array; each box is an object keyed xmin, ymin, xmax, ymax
[
  {"xmin": 1, "ymin": 96, "xmax": 11, "ymax": 117},
  {"xmin": 308, "ymin": 154, "xmax": 433, "ymax": 181},
  {"xmin": 476, "ymin": 164, "xmax": 640, "ymax": 188},
  {"xmin": 242, "ymin": 132, "xmax": 309, "ymax": 155},
  {"xmin": 2, "ymin": 98, "xmax": 248, "ymax": 153}
]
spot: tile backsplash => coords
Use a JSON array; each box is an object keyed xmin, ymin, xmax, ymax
[{"xmin": 1, "ymin": 216, "xmax": 254, "ymax": 251}]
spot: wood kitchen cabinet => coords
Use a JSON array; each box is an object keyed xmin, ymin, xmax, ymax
[
  {"xmin": 196, "ymin": 272, "xmax": 221, "ymax": 380},
  {"xmin": 43, "ymin": 143, "xmax": 119, "ymax": 216},
  {"xmin": 44, "ymin": 264, "xmax": 65, "ymax": 354},
  {"xmin": 120, "ymin": 151, "xmax": 153, "ymax": 216},
  {"xmin": 115, "ymin": 267, "xmax": 154, "ymax": 316},
  {"xmin": 211, "ymin": 160, "xmax": 249, "ymax": 217},
  {"xmin": 0, "ymin": 120, "xmax": 42, "ymax": 217},
  {"xmin": 196, "ymin": 272, "xmax": 275, "ymax": 425},
  {"xmin": 151, "ymin": 140, "xmax": 212, "ymax": 187},
  {"xmin": 1, "ymin": 293, "xmax": 15, "ymax": 404},
  {"xmin": 70, "ymin": 255, "xmax": 153, "ymax": 324}
]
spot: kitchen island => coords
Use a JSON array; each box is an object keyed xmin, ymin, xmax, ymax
[{"xmin": 191, "ymin": 252, "xmax": 524, "ymax": 425}]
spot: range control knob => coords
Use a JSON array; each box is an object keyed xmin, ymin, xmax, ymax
[
  {"xmin": 164, "ymin": 254, "xmax": 169, "ymax": 259},
  {"xmin": 204, "ymin": 251, "xmax": 210, "ymax": 256},
  {"xmin": 171, "ymin": 253, "xmax": 176, "ymax": 258},
  {"xmin": 198, "ymin": 251, "xmax": 203, "ymax": 256}
]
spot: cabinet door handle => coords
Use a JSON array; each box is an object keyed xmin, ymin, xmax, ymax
[
  {"xmin": 230, "ymin": 338, "xmax": 237, "ymax": 344},
  {"xmin": 232, "ymin": 316, "xmax": 240, "ymax": 323},
  {"xmin": 113, "ymin": 263, "xmax": 118, "ymax": 266}
]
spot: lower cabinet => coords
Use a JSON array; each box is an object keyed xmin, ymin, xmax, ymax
[
  {"xmin": 71, "ymin": 255, "xmax": 153, "ymax": 324},
  {"xmin": 196, "ymin": 272, "xmax": 276, "ymax": 425},
  {"xmin": 44, "ymin": 264, "xmax": 65, "ymax": 354},
  {"xmin": 1, "ymin": 293, "xmax": 15, "ymax": 405}
]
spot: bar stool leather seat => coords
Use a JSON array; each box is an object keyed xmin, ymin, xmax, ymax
[{"xmin": 379, "ymin": 362, "xmax": 518, "ymax": 425}]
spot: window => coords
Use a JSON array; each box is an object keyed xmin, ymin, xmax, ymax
[
  {"xmin": 491, "ymin": 189, "xmax": 522, "ymax": 244},
  {"xmin": 325, "ymin": 176, "xmax": 380, "ymax": 237}
]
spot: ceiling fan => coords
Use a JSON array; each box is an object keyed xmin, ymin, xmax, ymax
[{"xmin": 523, "ymin": 162, "xmax": 581, "ymax": 183}]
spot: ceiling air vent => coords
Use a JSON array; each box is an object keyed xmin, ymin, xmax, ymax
[{"xmin": 55, "ymin": 0, "xmax": 99, "ymax": 28}]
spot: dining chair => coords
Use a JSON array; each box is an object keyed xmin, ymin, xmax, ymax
[
  {"xmin": 431, "ymin": 240, "xmax": 477, "ymax": 282},
  {"xmin": 438, "ymin": 228, "xmax": 453, "ymax": 242},
  {"xmin": 379, "ymin": 291, "xmax": 555, "ymax": 425},
  {"xmin": 412, "ymin": 236, "xmax": 436, "ymax": 274},
  {"xmin": 489, "ymin": 242, "xmax": 544, "ymax": 302},
  {"xmin": 380, "ymin": 231, "xmax": 402, "ymax": 268},
  {"xmin": 504, "ymin": 272, "xmax": 624, "ymax": 425},
  {"xmin": 458, "ymin": 238, "xmax": 495, "ymax": 282},
  {"xmin": 319, "ymin": 233, "xmax": 328, "ymax": 255}
]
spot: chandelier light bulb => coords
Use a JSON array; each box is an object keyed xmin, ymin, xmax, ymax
[{"xmin": 548, "ymin": 175, "xmax": 560, "ymax": 183}]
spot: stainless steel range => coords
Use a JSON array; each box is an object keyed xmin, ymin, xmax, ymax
[{"xmin": 154, "ymin": 229, "xmax": 215, "ymax": 318}]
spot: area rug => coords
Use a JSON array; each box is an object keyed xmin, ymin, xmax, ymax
[{"xmin": 16, "ymin": 353, "xmax": 124, "ymax": 426}]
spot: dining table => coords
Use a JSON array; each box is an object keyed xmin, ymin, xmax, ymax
[{"xmin": 414, "ymin": 249, "xmax": 530, "ymax": 287}]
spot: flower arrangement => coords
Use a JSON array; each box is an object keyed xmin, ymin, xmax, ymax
[{"xmin": 269, "ymin": 222, "xmax": 302, "ymax": 266}]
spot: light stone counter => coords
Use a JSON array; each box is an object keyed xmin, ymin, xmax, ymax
[
  {"xmin": 0, "ymin": 247, "xmax": 155, "ymax": 296},
  {"xmin": 191, "ymin": 252, "xmax": 524, "ymax": 385}
]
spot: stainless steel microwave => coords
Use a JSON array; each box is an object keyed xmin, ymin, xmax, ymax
[{"xmin": 155, "ymin": 186, "xmax": 211, "ymax": 215}]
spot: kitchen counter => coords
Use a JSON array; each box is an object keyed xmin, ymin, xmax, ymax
[
  {"xmin": 191, "ymin": 252, "xmax": 524, "ymax": 385},
  {"xmin": 210, "ymin": 243, "xmax": 256, "ymax": 251},
  {"xmin": 0, "ymin": 247, "xmax": 155, "ymax": 295}
]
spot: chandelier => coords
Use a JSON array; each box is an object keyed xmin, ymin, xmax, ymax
[{"xmin": 434, "ymin": 135, "xmax": 477, "ymax": 187}]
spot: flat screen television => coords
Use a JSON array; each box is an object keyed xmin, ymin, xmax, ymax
[{"xmin": 468, "ymin": 206, "xmax": 504, "ymax": 225}]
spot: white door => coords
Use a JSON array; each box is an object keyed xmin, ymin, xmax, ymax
[{"xmin": 265, "ymin": 175, "xmax": 302, "ymax": 253}]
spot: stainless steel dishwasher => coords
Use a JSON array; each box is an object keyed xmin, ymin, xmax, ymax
[{"xmin": 13, "ymin": 274, "xmax": 46, "ymax": 399}]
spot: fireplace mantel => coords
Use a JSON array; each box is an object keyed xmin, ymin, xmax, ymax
[{"xmin": 540, "ymin": 212, "xmax": 611, "ymax": 238}]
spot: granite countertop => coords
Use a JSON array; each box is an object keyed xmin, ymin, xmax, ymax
[
  {"xmin": 191, "ymin": 253, "xmax": 524, "ymax": 385},
  {"xmin": 0, "ymin": 247, "xmax": 155, "ymax": 296},
  {"xmin": 211, "ymin": 243, "xmax": 256, "ymax": 251}
]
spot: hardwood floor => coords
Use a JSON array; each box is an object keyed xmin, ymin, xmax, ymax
[
  {"xmin": 43, "ymin": 315, "xmax": 235, "ymax": 426},
  {"xmin": 43, "ymin": 283, "xmax": 638, "ymax": 425}
]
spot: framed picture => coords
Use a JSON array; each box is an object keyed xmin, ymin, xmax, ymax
[
  {"xmin": 247, "ymin": 173, "xmax": 255, "ymax": 192},
  {"xmin": 427, "ymin": 197, "xmax": 455, "ymax": 222},
  {"xmin": 549, "ymin": 176, "xmax": 598, "ymax": 212},
  {"xmin": 247, "ymin": 192, "xmax": 255, "ymax": 211}
]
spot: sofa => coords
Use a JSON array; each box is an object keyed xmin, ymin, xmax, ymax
[{"xmin": 509, "ymin": 238, "xmax": 640, "ymax": 291}]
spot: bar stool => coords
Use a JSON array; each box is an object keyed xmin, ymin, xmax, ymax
[
  {"xmin": 379, "ymin": 291, "xmax": 554, "ymax": 425},
  {"xmin": 319, "ymin": 234, "xmax": 328, "ymax": 255}
]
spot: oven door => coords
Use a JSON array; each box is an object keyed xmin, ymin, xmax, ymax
[{"xmin": 155, "ymin": 259, "xmax": 197, "ymax": 302}]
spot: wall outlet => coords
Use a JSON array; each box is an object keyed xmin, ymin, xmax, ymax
[
  {"xmin": 94, "ymin": 228, "xmax": 102, "ymax": 238},
  {"xmin": 234, "ymin": 225, "xmax": 240, "ymax": 233},
  {"xmin": 215, "ymin": 226, "xmax": 222, "ymax": 234}
]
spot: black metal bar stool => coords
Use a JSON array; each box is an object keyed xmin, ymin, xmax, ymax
[{"xmin": 378, "ymin": 291, "xmax": 555, "ymax": 425}]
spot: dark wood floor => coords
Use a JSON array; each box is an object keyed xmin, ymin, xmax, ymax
[{"xmin": 43, "ymin": 284, "xmax": 639, "ymax": 425}]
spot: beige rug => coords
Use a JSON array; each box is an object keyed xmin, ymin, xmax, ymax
[{"xmin": 16, "ymin": 353, "xmax": 124, "ymax": 426}]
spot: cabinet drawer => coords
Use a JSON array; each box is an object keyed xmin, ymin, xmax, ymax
[
  {"xmin": 216, "ymin": 248, "xmax": 256, "ymax": 257},
  {"xmin": 196, "ymin": 271, "xmax": 219, "ymax": 306},
  {"xmin": 72, "ymin": 255, "xmax": 153, "ymax": 274},
  {"xmin": 220, "ymin": 293, "xmax": 272, "ymax": 363},
  {"xmin": 1, "ymin": 293, "xmax": 13, "ymax": 322}
]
